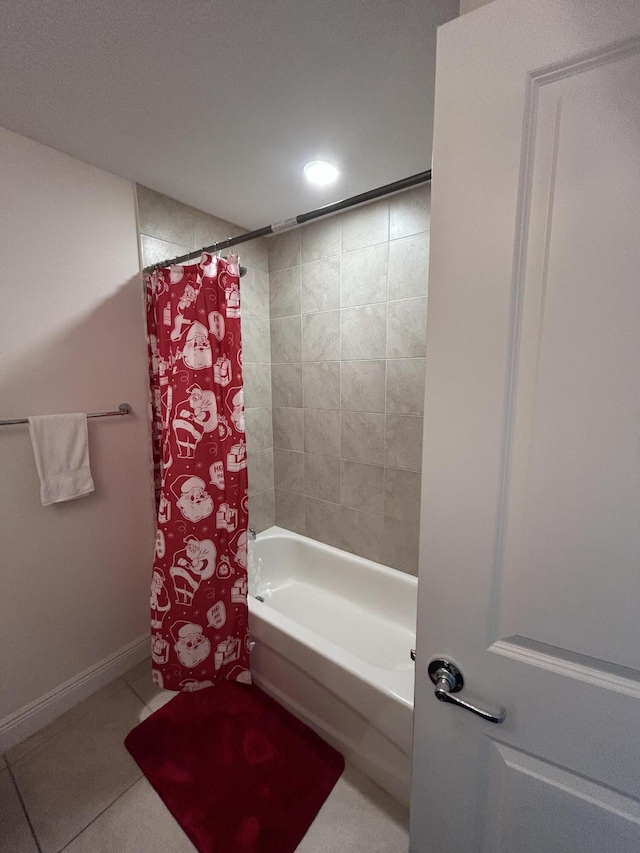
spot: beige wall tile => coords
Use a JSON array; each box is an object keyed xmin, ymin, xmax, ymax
[
  {"xmin": 386, "ymin": 358, "xmax": 426, "ymax": 415},
  {"xmin": 192, "ymin": 209, "xmax": 244, "ymax": 252},
  {"xmin": 384, "ymin": 415, "xmax": 423, "ymax": 472},
  {"xmin": 273, "ymin": 449, "xmax": 304, "ymax": 494},
  {"xmin": 340, "ymin": 243, "xmax": 389, "ymax": 307},
  {"xmin": 341, "ymin": 507, "xmax": 385, "ymax": 564},
  {"xmin": 304, "ymin": 409, "xmax": 341, "ymax": 457},
  {"xmin": 271, "ymin": 363, "xmax": 302, "ymax": 408},
  {"xmin": 302, "ymin": 362, "xmax": 340, "ymax": 410},
  {"xmin": 388, "ymin": 232, "xmax": 430, "ymax": 301},
  {"xmin": 302, "ymin": 310, "xmax": 340, "ymax": 362},
  {"xmin": 245, "ymin": 407, "xmax": 273, "ymax": 454},
  {"xmin": 384, "ymin": 467, "xmax": 421, "ymax": 523},
  {"xmin": 273, "ymin": 407, "xmax": 304, "ymax": 451},
  {"xmin": 302, "ymin": 256, "xmax": 340, "ymax": 314},
  {"xmin": 389, "ymin": 184, "xmax": 430, "ymax": 240},
  {"xmin": 237, "ymin": 237, "xmax": 269, "ymax": 273},
  {"xmin": 242, "ymin": 316, "xmax": 271, "ymax": 364},
  {"xmin": 341, "ymin": 199, "xmax": 389, "ymax": 252},
  {"xmin": 270, "ymin": 316, "xmax": 301, "ymax": 363},
  {"xmin": 243, "ymin": 362, "xmax": 272, "ymax": 408},
  {"xmin": 265, "ymin": 190, "xmax": 429, "ymax": 563},
  {"xmin": 270, "ymin": 267, "xmax": 301, "ymax": 318},
  {"xmin": 341, "ymin": 461, "xmax": 384, "ymax": 514},
  {"xmin": 340, "ymin": 304, "xmax": 387, "ymax": 360},
  {"xmin": 136, "ymin": 185, "xmax": 196, "ymax": 247},
  {"xmin": 268, "ymin": 230, "xmax": 301, "ymax": 271},
  {"xmin": 386, "ymin": 298, "xmax": 427, "ymax": 359},
  {"xmin": 301, "ymin": 217, "xmax": 341, "ymax": 263},
  {"xmin": 241, "ymin": 267, "xmax": 270, "ymax": 319},
  {"xmin": 341, "ymin": 361, "xmax": 386, "ymax": 413},
  {"xmin": 248, "ymin": 489, "xmax": 275, "ymax": 533},
  {"xmin": 247, "ymin": 448, "xmax": 274, "ymax": 495},
  {"xmin": 383, "ymin": 517, "xmax": 420, "ymax": 575},
  {"xmin": 304, "ymin": 498, "xmax": 342, "ymax": 548},
  {"xmin": 275, "ymin": 489, "xmax": 305, "ymax": 534},
  {"xmin": 140, "ymin": 235, "xmax": 189, "ymax": 268},
  {"xmin": 341, "ymin": 411, "xmax": 386, "ymax": 465},
  {"xmin": 138, "ymin": 185, "xmax": 428, "ymax": 572},
  {"xmin": 304, "ymin": 453, "xmax": 340, "ymax": 502}
]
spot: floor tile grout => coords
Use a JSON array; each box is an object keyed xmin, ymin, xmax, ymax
[
  {"xmin": 57, "ymin": 774, "xmax": 144, "ymax": 853},
  {"xmin": 6, "ymin": 664, "xmax": 410, "ymax": 853},
  {"xmin": 122, "ymin": 673, "xmax": 165, "ymax": 717},
  {"xmin": 52, "ymin": 676, "xmax": 170, "ymax": 853},
  {"xmin": 53, "ymin": 681, "xmax": 152, "ymax": 852},
  {"xmin": 7, "ymin": 679, "xmax": 129, "ymax": 769},
  {"xmin": 8, "ymin": 678, "xmax": 151, "ymax": 853},
  {"xmin": 125, "ymin": 678, "xmax": 149, "ymax": 706},
  {"xmin": 7, "ymin": 761, "xmax": 43, "ymax": 853}
]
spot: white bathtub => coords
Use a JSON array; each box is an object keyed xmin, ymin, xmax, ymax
[{"xmin": 247, "ymin": 526, "xmax": 417, "ymax": 805}]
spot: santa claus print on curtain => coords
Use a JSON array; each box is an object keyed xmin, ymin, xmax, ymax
[{"xmin": 145, "ymin": 254, "xmax": 250, "ymax": 692}]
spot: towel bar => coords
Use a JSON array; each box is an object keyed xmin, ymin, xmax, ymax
[{"xmin": 0, "ymin": 403, "xmax": 132, "ymax": 427}]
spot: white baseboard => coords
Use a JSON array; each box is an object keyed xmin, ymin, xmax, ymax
[{"xmin": 0, "ymin": 633, "xmax": 150, "ymax": 754}]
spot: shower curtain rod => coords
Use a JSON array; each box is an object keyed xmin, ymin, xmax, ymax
[{"xmin": 143, "ymin": 169, "xmax": 432, "ymax": 273}]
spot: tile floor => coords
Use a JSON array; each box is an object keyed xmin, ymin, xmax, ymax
[{"xmin": 1, "ymin": 659, "xmax": 410, "ymax": 852}]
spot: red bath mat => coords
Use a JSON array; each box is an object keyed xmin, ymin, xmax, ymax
[{"xmin": 125, "ymin": 682, "xmax": 345, "ymax": 853}]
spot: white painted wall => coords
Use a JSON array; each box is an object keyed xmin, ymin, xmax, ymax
[
  {"xmin": 459, "ymin": 0, "xmax": 494, "ymax": 13},
  {"xmin": 0, "ymin": 127, "xmax": 156, "ymax": 744}
]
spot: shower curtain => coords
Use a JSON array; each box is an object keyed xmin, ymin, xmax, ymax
[{"xmin": 144, "ymin": 253, "xmax": 250, "ymax": 692}]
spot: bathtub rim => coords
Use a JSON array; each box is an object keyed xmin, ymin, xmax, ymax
[
  {"xmin": 253, "ymin": 525, "xmax": 419, "ymax": 590},
  {"xmin": 248, "ymin": 525, "xmax": 417, "ymax": 711}
]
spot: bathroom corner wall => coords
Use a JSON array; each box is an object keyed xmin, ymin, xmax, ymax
[
  {"xmin": 136, "ymin": 187, "xmax": 275, "ymax": 532},
  {"xmin": 268, "ymin": 186, "xmax": 430, "ymax": 575}
]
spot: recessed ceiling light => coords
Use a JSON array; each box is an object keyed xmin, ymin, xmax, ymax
[{"xmin": 303, "ymin": 160, "xmax": 340, "ymax": 186}]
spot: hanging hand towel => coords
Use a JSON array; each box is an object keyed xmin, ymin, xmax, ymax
[{"xmin": 28, "ymin": 413, "xmax": 95, "ymax": 506}]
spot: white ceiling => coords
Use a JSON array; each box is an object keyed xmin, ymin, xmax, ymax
[{"xmin": 0, "ymin": 1, "xmax": 459, "ymax": 230}]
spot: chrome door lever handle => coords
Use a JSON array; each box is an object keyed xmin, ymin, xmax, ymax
[{"xmin": 428, "ymin": 659, "xmax": 506, "ymax": 724}]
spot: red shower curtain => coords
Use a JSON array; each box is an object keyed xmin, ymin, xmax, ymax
[{"xmin": 144, "ymin": 254, "xmax": 250, "ymax": 692}]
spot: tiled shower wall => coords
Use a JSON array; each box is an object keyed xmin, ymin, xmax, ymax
[
  {"xmin": 135, "ymin": 186, "xmax": 275, "ymax": 532},
  {"xmin": 267, "ymin": 186, "xmax": 430, "ymax": 574},
  {"xmin": 135, "ymin": 184, "xmax": 429, "ymax": 572}
]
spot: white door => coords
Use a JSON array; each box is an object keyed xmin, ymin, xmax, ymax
[{"xmin": 411, "ymin": 1, "xmax": 640, "ymax": 851}]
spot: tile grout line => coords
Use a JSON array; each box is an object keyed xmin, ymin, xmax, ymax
[
  {"xmin": 54, "ymin": 683, "xmax": 154, "ymax": 852},
  {"xmin": 6, "ymin": 761, "xmax": 43, "ymax": 853},
  {"xmin": 383, "ymin": 224, "xmax": 390, "ymax": 530},
  {"xmin": 124, "ymin": 677, "xmax": 152, "ymax": 709},
  {"xmin": 57, "ymin": 774, "xmax": 145, "ymax": 853},
  {"xmin": 271, "ymin": 203, "xmax": 425, "ymax": 544},
  {"xmin": 268, "ymin": 226, "xmax": 429, "ymax": 274},
  {"xmin": 13, "ymin": 676, "xmax": 154, "ymax": 853},
  {"xmin": 6, "ymin": 679, "xmax": 130, "ymax": 770},
  {"xmin": 297, "ymin": 240, "xmax": 306, "ymax": 537}
]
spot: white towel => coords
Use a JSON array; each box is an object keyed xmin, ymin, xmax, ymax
[{"xmin": 28, "ymin": 413, "xmax": 95, "ymax": 506}]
